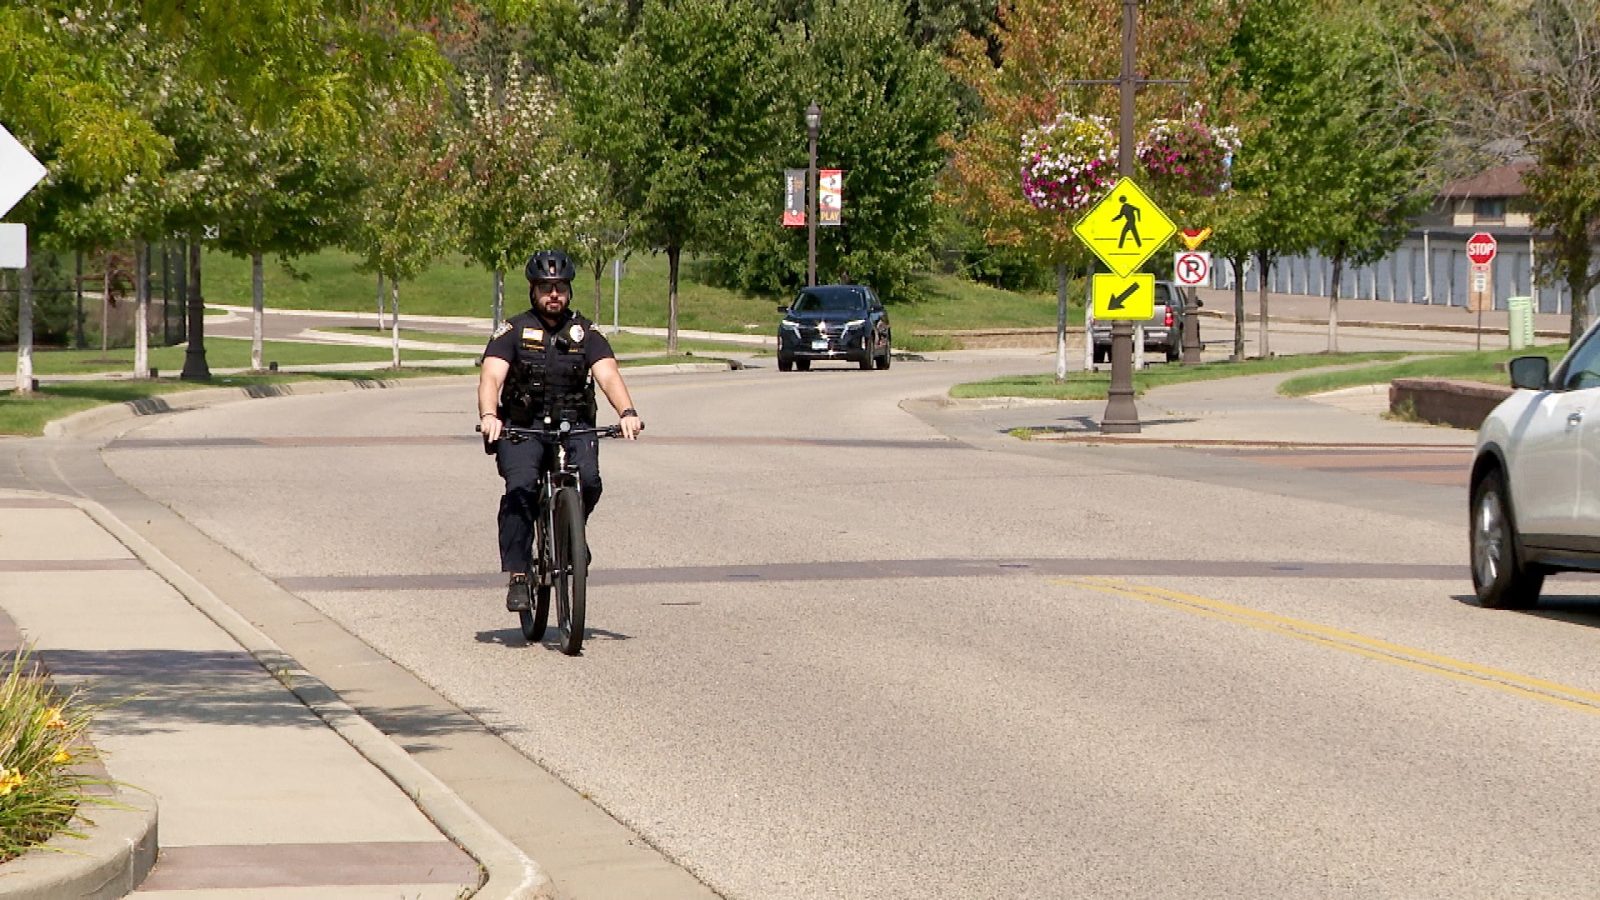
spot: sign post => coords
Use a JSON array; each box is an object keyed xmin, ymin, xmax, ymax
[{"xmin": 1468, "ymin": 233, "xmax": 1497, "ymax": 351}]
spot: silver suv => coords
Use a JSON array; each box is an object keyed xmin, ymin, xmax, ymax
[{"xmin": 1470, "ymin": 328, "xmax": 1595, "ymax": 607}]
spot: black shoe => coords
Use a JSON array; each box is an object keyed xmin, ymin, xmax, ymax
[{"xmin": 505, "ymin": 574, "xmax": 531, "ymax": 612}]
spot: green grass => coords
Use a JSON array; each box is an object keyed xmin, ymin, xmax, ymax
[
  {"xmin": 1277, "ymin": 345, "xmax": 1569, "ymax": 396},
  {"xmin": 1, "ymin": 340, "xmax": 464, "ymax": 376},
  {"xmin": 0, "ymin": 368, "xmax": 475, "ymax": 436},
  {"xmin": 952, "ymin": 352, "xmax": 1412, "ymax": 400},
  {"xmin": 200, "ymin": 249, "xmax": 1069, "ymax": 335}
]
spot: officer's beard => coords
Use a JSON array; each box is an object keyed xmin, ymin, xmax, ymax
[{"xmin": 535, "ymin": 291, "xmax": 570, "ymax": 326}]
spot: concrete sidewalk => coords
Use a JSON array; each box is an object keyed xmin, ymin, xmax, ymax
[{"xmin": 0, "ymin": 490, "xmax": 545, "ymax": 897}]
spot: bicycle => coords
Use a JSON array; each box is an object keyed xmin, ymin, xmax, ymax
[{"xmin": 488, "ymin": 420, "xmax": 623, "ymax": 655}]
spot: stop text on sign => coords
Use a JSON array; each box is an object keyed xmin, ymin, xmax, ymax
[{"xmin": 1467, "ymin": 232, "xmax": 1497, "ymax": 265}]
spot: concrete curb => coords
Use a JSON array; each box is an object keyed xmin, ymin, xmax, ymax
[
  {"xmin": 0, "ymin": 786, "xmax": 158, "ymax": 899},
  {"xmin": 68, "ymin": 495, "xmax": 550, "ymax": 899}
]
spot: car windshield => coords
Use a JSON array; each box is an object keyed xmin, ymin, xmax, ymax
[{"xmin": 792, "ymin": 291, "xmax": 866, "ymax": 314}]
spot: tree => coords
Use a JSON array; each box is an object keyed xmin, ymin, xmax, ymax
[
  {"xmin": 1291, "ymin": 3, "xmax": 1439, "ymax": 352},
  {"xmin": 345, "ymin": 94, "xmax": 461, "ymax": 368},
  {"xmin": 456, "ymin": 53, "xmax": 595, "ymax": 329},
  {"xmin": 0, "ymin": 2, "xmax": 172, "ymax": 394},
  {"xmin": 791, "ymin": 0, "xmax": 956, "ymax": 298},
  {"xmin": 570, "ymin": 0, "xmax": 785, "ymax": 352},
  {"xmin": 1420, "ymin": 0, "xmax": 1600, "ymax": 342},
  {"xmin": 214, "ymin": 127, "xmax": 361, "ymax": 371},
  {"xmin": 943, "ymin": 0, "xmax": 1240, "ymax": 273}
]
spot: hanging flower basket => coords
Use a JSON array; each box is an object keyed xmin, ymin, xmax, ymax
[
  {"xmin": 1137, "ymin": 111, "xmax": 1241, "ymax": 197},
  {"xmin": 1019, "ymin": 112, "xmax": 1117, "ymax": 213}
]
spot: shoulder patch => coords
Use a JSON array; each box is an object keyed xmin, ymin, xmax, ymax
[{"xmin": 491, "ymin": 321, "xmax": 512, "ymax": 339}]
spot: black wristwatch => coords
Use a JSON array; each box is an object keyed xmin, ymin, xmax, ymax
[{"xmin": 621, "ymin": 408, "xmax": 639, "ymax": 418}]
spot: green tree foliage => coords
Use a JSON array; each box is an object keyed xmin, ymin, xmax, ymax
[
  {"xmin": 569, "ymin": 0, "xmax": 785, "ymax": 351},
  {"xmin": 793, "ymin": 0, "xmax": 956, "ymax": 298},
  {"xmin": 345, "ymin": 94, "xmax": 462, "ymax": 367},
  {"xmin": 1421, "ymin": 0, "xmax": 1600, "ymax": 341},
  {"xmin": 456, "ymin": 53, "xmax": 597, "ymax": 325}
]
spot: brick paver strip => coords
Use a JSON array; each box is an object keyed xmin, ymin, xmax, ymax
[
  {"xmin": 136, "ymin": 840, "xmax": 479, "ymax": 890},
  {"xmin": 0, "ymin": 559, "xmax": 145, "ymax": 572}
]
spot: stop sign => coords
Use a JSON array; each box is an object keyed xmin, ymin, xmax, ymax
[{"xmin": 1467, "ymin": 232, "xmax": 1498, "ymax": 265}]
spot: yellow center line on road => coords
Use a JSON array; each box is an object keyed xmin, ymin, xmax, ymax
[{"xmin": 1057, "ymin": 577, "xmax": 1600, "ymax": 716}]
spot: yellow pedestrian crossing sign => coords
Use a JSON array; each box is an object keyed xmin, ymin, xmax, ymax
[
  {"xmin": 1072, "ymin": 177, "xmax": 1176, "ymax": 278},
  {"xmin": 1092, "ymin": 273, "xmax": 1155, "ymax": 320}
]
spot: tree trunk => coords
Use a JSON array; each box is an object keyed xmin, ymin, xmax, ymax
[
  {"xmin": 376, "ymin": 271, "xmax": 386, "ymax": 329},
  {"xmin": 101, "ymin": 251, "xmax": 111, "ymax": 356},
  {"xmin": 1255, "ymin": 250, "xmax": 1272, "ymax": 358},
  {"xmin": 1569, "ymin": 253, "xmax": 1591, "ymax": 345},
  {"xmin": 593, "ymin": 259, "xmax": 604, "ymax": 323},
  {"xmin": 1231, "ymin": 256, "xmax": 1246, "ymax": 361},
  {"xmin": 1328, "ymin": 254, "xmax": 1344, "ymax": 354},
  {"xmin": 1055, "ymin": 262, "xmax": 1068, "ymax": 382},
  {"xmin": 251, "ymin": 252, "xmax": 265, "ymax": 371},
  {"xmin": 391, "ymin": 280, "xmax": 402, "ymax": 368},
  {"xmin": 666, "ymin": 244, "xmax": 680, "ymax": 354},
  {"xmin": 134, "ymin": 240, "xmax": 150, "ymax": 378},
  {"xmin": 17, "ymin": 247, "xmax": 33, "ymax": 396},
  {"xmin": 493, "ymin": 270, "xmax": 504, "ymax": 329},
  {"xmin": 74, "ymin": 250, "xmax": 85, "ymax": 349},
  {"xmin": 181, "ymin": 237, "xmax": 211, "ymax": 381}
]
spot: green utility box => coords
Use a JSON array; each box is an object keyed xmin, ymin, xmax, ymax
[{"xmin": 1508, "ymin": 296, "xmax": 1535, "ymax": 350}]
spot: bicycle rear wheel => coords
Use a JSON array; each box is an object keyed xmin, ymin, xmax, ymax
[{"xmin": 553, "ymin": 487, "xmax": 588, "ymax": 656}]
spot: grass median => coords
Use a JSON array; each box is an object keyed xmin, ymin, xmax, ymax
[
  {"xmin": 0, "ymin": 339, "xmax": 467, "ymax": 377},
  {"xmin": 953, "ymin": 352, "xmax": 1413, "ymax": 401},
  {"xmin": 0, "ymin": 367, "xmax": 476, "ymax": 437}
]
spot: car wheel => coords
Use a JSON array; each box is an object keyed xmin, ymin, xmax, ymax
[
  {"xmin": 1471, "ymin": 469, "xmax": 1544, "ymax": 609},
  {"xmin": 876, "ymin": 344, "xmax": 891, "ymax": 370},
  {"xmin": 1093, "ymin": 345, "xmax": 1108, "ymax": 365},
  {"xmin": 778, "ymin": 356, "xmax": 793, "ymax": 372},
  {"xmin": 795, "ymin": 359, "xmax": 810, "ymax": 372},
  {"xmin": 1166, "ymin": 343, "xmax": 1180, "ymax": 363}
]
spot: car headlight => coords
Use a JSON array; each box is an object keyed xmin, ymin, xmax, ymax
[
  {"xmin": 781, "ymin": 320, "xmax": 801, "ymax": 334},
  {"xmin": 842, "ymin": 319, "xmax": 866, "ymax": 331}
]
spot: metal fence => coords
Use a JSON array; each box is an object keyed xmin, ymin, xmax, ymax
[{"xmin": 1209, "ymin": 230, "xmax": 1597, "ymax": 317}]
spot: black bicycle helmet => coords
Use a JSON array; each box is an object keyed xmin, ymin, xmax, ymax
[{"xmin": 525, "ymin": 250, "xmax": 576, "ymax": 283}]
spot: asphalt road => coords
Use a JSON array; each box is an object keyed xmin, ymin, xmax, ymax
[{"xmin": 73, "ymin": 350, "xmax": 1600, "ymax": 898}]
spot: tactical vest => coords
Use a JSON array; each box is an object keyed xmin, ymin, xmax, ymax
[{"xmin": 499, "ymin": 313, "xmax": 598, "ymax": 427}]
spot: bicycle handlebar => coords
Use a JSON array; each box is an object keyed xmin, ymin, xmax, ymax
[{"xmin": 475, "ymin": 422, "xmax": 629, "ymax": 442}]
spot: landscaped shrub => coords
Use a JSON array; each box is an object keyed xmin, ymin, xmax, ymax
[{"xmin": 0, "ymin": 645, "xmax": 107, "ymax": 862}]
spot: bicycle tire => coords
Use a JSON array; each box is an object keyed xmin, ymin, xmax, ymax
[
  {"xmin": 553, "ymin": 487, "xmax": 588, "ymax": 656},
  {"xmin": 518, "ymin": 514, "xmax": 552, "ymax": 643}
]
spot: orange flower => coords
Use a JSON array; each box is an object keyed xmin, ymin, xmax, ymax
[{"xmin": 37, "ymin": 708, "xmax": 65, "ymax": 730}]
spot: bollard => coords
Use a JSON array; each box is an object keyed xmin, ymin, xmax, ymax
[{"xmin": 268, "ymin": 361, "xmax": 279, "ymax": 372}]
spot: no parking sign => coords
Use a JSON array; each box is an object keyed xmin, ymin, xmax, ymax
[{"xmin": 1174, "ymin": 251, "xmax": 1211, "ymax": 287}]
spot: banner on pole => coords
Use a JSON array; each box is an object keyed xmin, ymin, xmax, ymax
[
  {"xmin": 819, "ymin": 169, "xmax": 842, "ymax": 226},
  {"xmin": 782, "ymin": 169, "xmax": 805, "ymax": 227}
]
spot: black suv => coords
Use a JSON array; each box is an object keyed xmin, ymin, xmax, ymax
[{"xmin": 777, "ymin": 284, "xmax": 892, "ymax": 372}]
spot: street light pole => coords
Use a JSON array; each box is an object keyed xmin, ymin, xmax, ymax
[
  {"xmin": 806, "ymin": 101, "xmax": 820, "ymax": 287},
  {"xmin": 1100, "ymin": 0, "xmax": 1142, "ymax": 433}
]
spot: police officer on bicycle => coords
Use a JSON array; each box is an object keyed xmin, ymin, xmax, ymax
[{"xmin": 478, "ymin": 250, "xmax": 643, "ymax": 612}]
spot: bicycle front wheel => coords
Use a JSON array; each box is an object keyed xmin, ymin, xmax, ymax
[
  {"xmin": 553, "ymin": 487, "xmax": 588, "ymax": 656},
  {"xmin": 519, "ymin": 517, "xmax": 551, "ymax": 642}
]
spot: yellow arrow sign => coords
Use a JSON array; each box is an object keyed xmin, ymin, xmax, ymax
[
  {"xmin": 1072, "ymin": 177, "xmax": 1176, "ymax": 277},
  {"xmin": 1092, "ymin": 273, "xmax": 1154, "ymax": 320}
]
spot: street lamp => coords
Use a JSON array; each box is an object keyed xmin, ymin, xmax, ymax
[{"xmin": 806, "ymin": 101, "xmax": 821, "ymax": 287}]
